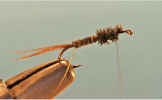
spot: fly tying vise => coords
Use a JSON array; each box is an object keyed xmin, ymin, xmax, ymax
[
  {"xmin": 15, "ymin": 25, "xmax": 133, "ymax": 61},
  {"xmin": 1, "ymin": 59, "xmax": 78, "ymax": 99}
]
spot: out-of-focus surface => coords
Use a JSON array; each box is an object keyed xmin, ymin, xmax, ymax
[{"xmin": 0, "ymin": 1, "xmax": 161, "ymax": 99}]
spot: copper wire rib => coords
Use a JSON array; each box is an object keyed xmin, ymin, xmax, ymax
[{"xmin": 15, "ymin": 25, "xmax": 133, "ymax": 62}]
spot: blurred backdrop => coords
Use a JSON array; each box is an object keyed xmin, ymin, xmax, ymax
[{"xmin": 0, "ymin": 1, "xmax": 162, "ymax": 99}]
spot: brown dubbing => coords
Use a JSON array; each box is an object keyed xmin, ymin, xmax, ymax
[{"xmin": 72, "ymin": 35, "xmax": 98, "ymax": 48}]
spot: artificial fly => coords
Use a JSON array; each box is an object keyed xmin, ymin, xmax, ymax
[{"xmin": 15, "ymin": 24, "xmax": 133, "ymax": 62}]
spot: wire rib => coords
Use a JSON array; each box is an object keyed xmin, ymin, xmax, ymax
[{"xmin": 116, "ymin": 41, "xmax": 125, "ymax": 99}]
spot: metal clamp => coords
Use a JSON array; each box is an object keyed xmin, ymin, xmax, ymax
[{"xmin": 0, "ymin": 79, "xmax": 13, "ymax": 99}]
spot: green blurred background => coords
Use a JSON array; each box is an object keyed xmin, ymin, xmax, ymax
[{"xmin": 0, "ymin": 1, "xmax": 162, "ymax": 99}]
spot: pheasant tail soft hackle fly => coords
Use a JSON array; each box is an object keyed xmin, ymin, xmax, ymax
[{"xmin": 15, "ymin": 25, "xmax": 133, "ymax": 62}]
